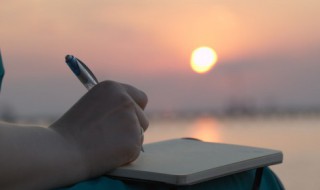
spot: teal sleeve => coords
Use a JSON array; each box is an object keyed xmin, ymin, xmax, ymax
[
  {"xmin": 55, "ymin": 177, "xmax": 130, "ymax": 190},
  {"xmin": 176, "ymin": 167, "xmax": 285, "ymax": 190},
  {"xmin": 0, "ymin": 50, "xmax": 4, "ymax": 90},
  {"xmin": 55, "ymin": 167, "xmax": 284, "ymax": 190}
]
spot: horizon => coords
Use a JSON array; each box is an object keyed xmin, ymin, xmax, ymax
[{"xmin": 1, "ymin": 0, "xmax": 320, "ymax": 117}]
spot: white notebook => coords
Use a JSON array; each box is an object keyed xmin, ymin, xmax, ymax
[{"xmin": 106, "ymin": 138, "xmax": 283, "ymax": 185}]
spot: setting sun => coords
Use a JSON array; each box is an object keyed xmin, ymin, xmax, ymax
[{"xmin": 190, "ymin": 47, "xmax": 218, "ymax": 74}]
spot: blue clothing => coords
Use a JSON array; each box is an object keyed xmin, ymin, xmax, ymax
[
  {"xmin": 0, "ymin": 50, "xmax": 4, "ymax": 90},
  {"xmin": 56, "ymin": 167, "xmax": 284, "ymax": 190}
]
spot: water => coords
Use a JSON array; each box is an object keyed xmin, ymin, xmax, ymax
[{"xmin": 144, "ymin": 115, "xmax": 320, "ymax": 190}]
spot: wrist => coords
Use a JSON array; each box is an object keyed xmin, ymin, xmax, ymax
[
  {"xmin": 48, "ymin": 127, "xmax": 89, "ymax": 187},
  {"xmin": 0, "ymin": 124, "xmax": 88, "ymax": 189}
]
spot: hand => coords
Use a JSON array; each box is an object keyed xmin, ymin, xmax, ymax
[{"xmin": 50, "ymin": 80, "xmax": 149, "ymax": 178}]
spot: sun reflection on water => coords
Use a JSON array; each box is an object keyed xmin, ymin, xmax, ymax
[{"xmin": 189, "ymin": 116, "xmax": 222, "ymax": 142}]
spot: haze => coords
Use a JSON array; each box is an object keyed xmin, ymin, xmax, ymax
[{"xmin": 1, "ymin": 0, "xmax": 320, "ymax": 118}]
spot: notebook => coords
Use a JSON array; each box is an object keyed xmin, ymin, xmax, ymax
[{"xmin": 106, "ymin": 138, "xmax": 283, "ymax": 185}]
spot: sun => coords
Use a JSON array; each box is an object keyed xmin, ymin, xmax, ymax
[{"xmin": 190, "ymin": 47, "xmax": 218, "ymax": 74}]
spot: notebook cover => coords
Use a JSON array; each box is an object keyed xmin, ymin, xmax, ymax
[{"xmin": 106, "ymin": 139, "xmax": 283, "ymax": 185}]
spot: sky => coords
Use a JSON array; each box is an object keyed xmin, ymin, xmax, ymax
[{"xmin": 1, "ymin": 0, "xmax": 320, "ymax": 117}]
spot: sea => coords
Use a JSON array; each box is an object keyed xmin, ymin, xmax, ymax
[{"xmin": 144, "ymin": 114, "xmax": 320, "ymax": 190}]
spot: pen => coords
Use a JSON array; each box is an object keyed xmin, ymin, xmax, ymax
[
  {"xmin": 65, "ymin": 55, "xmax": 98, "ymax": 90},
  {"xmin": 65, "ymin": 55, "xmax": 144, "ymax": 152}
]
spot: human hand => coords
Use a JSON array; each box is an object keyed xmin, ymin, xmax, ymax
[{"xmin": 50, "ymin": 80, "xmax": 149, "ymax": 178}]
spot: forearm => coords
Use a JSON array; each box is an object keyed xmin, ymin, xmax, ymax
[
  {"xmin": 0, "ymin": 81, "xmax": 149, "ymax": 189},
  {"xmin": 0, "ymin": 122, "xmax": 86, "ymax": 190}
]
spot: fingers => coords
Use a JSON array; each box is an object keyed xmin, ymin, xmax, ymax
[
  {"xmin": 94, "ymin": 80, "xmax": 149, "ymax": 131},
  {"xmin": 135, "ymin": 105, "xmax": 149, "ymax": 132},
  {"xmin": 92, "ymin": 81, "xmax": 148, "ymax": 110},
  {"xmin": 122, "ymin": 83, "xmax": 149, "ymax": 131},
  {"xmin": 122, "ymin": 83, "xmax": 148, "ymax": 110}
]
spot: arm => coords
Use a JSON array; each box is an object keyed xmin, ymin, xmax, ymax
[
  {"xmin": 0, "ymin": 123, "xmax": 85, "ymax": 190},
  {"xmin": 0, "ymin": 81, "xmax": 149, "ymax": 190}
]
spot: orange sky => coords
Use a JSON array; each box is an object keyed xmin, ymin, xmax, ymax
[
  {"xmin": 2, "ymin": 0, "xmax": 319, "ymax": 67},
  {"xmin": 1, "ymin": 0, "xmax": 320, "ymax": 116}
]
